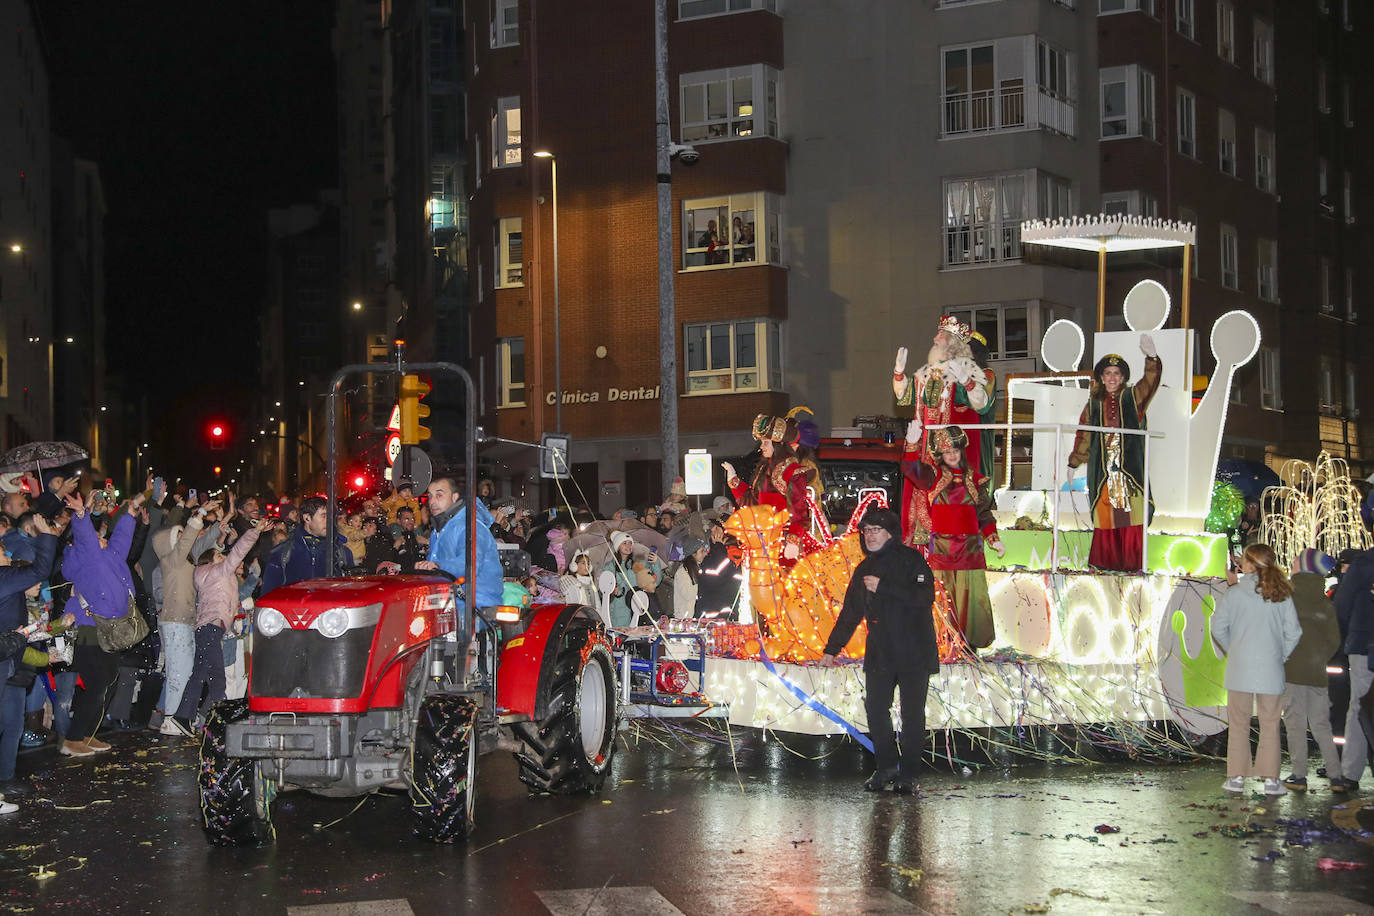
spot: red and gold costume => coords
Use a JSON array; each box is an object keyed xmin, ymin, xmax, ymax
[
  {"xmin": 901, "ymin": 426, "xmax": 1001, "ymax": 650},
  {"xmin": 727, "ymin": 414, "xmax": 822, "ymax": 563}
]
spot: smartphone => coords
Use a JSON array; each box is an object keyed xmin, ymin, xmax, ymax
[{"xmin": 189, "ymin": 488, "xmax": 198, "ymax": 501}]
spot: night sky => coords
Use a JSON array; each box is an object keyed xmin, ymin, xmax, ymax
[{"xmin": 40, "ymin": 1, "xmax": 337, "ymax": 474}]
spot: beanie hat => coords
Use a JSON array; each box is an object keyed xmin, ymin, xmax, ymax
[
  {"xmin": 609, "ymin": 531, "xmax": 633, "ymax": 553},
  {"xmin": 681, "ymin": 536, "xmax": 707, "ymax": 557},
  {"xmin": 670, "ymin": 476, "xmax": 686, "ymax": 498},
  {"xmin": 712, "ymin": 496, "xmax": 733, "ymax": 514},
  {"xmin": 1295, "ymin": 549, "xmax": 1335, "ymax": 576}
]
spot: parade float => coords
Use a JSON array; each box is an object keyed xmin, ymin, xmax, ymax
[{"xmin": 669, "ymin": 216, "xmax": 1303, "ymax": 754}]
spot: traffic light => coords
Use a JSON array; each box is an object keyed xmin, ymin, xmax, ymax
[
  {"xmin": 398, "ymin": 374, "xmax": 432, "ymax": 444},
  {"xmin": 214, "ymin": 466, "xmax": 222, "ymax": 476},
  {"xmin": 208, "ymin": 422, "xmax": 227, "ymax": 451}
]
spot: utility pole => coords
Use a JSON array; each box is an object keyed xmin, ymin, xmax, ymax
[{"xmin": 654, "ymin": 0, "xmax": 678, "ymax": 499}]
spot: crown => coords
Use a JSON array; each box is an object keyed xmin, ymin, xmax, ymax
[
  {"xmin": 1170, "ymin": 596, "xmax": 1228, "ymax": 708},
  {"xmin": 938, "ymin": 315, "xmax": 972, "ymax": 342},
  {"xmin": 751, "ymin": 413, "xmax": 791, "ymax": 443},
  {"xmin": 928, "ymin": 425, "xmax": 969, "ymax": 458}
]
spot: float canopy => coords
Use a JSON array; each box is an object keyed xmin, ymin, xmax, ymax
[{"xmin": 1021, "ymin": 215, "xmax": 1196, "ymax": 253}]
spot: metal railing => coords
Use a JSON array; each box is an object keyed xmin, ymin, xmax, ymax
[{"xmin": 943, "ymin": 86, "xmax": 1025, "ymax": 136}]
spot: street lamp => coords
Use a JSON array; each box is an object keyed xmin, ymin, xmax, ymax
[
  {"xmin": 534, "ymin": 149, "xmax": 562, "ymax": 433},
  {"xmin": 9, "ymin": 244, "xmax": 21, "ymax": 254},
  {"xmin": 351, "ymin": 301, "xmax": 362, "ymax": 311}
]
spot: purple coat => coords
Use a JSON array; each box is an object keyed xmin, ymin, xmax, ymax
[{"xmin": 62, "ymin": 511, "xmax": 137, "ymax": 626}]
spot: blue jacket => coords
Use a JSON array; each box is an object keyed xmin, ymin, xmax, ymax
[
  {"xmin": 1, "ymin": 529, "xmax": 36, "ymax": 563},
  {"xmin": 1334, "ymin": 549, "xmax": 1374, "ymax": 657},
  {"xmin": 428, "ymin": 501, "xmax": 502, "ymax": 608},
  {"xmin": 62, "ymin": 513, "xmax": 137, "ymax": 626},
  {"xmin": 260, "ymin": 527, "xmax": 354, "ymax": 596},
  {"xmin": 0, "ymin": 533, "xmax": 58, "ymax": 630},
  {"xmin": 1211, "ymin": 575, "xmax": 1303, "ymax": 695}
]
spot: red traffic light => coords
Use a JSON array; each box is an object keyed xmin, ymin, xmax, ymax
[
  {"xmin": 353, "ymin": 475, "xmax": 366, "ymax": 488},
  {"xmin": 211, "ymin": 425, "xmax": 224, "ymax": 438}
]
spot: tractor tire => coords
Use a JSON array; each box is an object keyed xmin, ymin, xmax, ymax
[
  {"xmin": 198, "ymin": 698, "xmax": 275, "ymax": 847},
  {"xmin": 408, "ymin": 693, "xmax": 480, "ymax": 843},
  {"xmin": 512, "ymin": 630, "xmax": 617, "ymax": 794}
]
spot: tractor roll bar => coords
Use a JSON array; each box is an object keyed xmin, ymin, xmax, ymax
[{"xmin": 325, "ymin": 361, "xmax": 478, "ymax": 647}]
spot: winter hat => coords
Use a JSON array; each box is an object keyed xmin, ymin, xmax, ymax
[
  {"xmin": 681, "ymin": 536, "xmax": 707, "ymax": 557},
  {"xmin": 1295, "ymin": 549, "xmax": 1335, "ymax": 576},
  {"xmin": 712, "ymin": 496, "xmax": 733, "ymax": 514},
  {"xmin": 669, "ymin": 477, "xmax": 686, "ymax": 498},
  {"xmin": 609, "ymin": 531, "xmax": 634, "ymax": 553},
  {"xmin": 619, "ymin": 508, "xmax": 639, "ymax": 520}
]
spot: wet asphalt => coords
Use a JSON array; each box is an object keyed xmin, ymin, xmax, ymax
[{"xmin": 1, "ymin": 723, "xmax": 1372, "ymax": 915}]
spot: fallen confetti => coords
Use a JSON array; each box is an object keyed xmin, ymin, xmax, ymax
[
  {"xmin": 1316, "ymin": 858, "xmax": 1368, "ymax": 871},
  {"xmin": 1093, "ymin": 824, "xmax": 1121, "ymax": 834},
  {"xmin": 1050, "ymin": 888, "xmax": 1109, "ymax": 902},
  {"xmin": 791, "ymin": 838, "xmax": 813, "ymax": 848},
  {"xmin": 645, "ymin": 808, "xmax": 676, "ymax": 815},
  {"xmin": 881, "ymin": 862, "xmax": 923, "ymax": 888}
]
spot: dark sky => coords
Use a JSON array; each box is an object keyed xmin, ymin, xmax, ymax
[{"xmin": 40, "ymin": 1, "xmax": 337, "ymax": 473}]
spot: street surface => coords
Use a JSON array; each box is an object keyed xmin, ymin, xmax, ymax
[{"xmin": 1, "ymin": 724, "xmax": 1372, "ymax": 915}]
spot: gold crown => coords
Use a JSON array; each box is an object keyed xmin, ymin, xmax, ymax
[
  {"xmin": 751, "ymin": 414, "xmax": 790, "ymax": 442},
  {"xmin": 928, "ymin": 425, "xmax": 969, "ymax": 458},
  {"xmin": 938, "ymin": 315, "xmax": 972, "ymax": 342}
]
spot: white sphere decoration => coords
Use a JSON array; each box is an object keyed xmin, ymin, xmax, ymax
[
  {"xmin": 1210, "ymin": 309, "xmax": 1261, "ymax": 368},
  {"xmin": 1040, "ymin": 319, "xmax": 1085, "ymax": 372},
  {"xmin": 1122, "ymin": 279, "xmax": 1171, "ymax": 332}
]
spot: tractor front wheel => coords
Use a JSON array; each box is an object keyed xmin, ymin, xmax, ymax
[
  {"xmin": 198, "ymin": 699, "xmax": 275, "ymax": 847},
  {"xmin": 513, "ymin": 630, "xmax": 617, "ymax": 794},
  {"xmin": 409, "ymin": 693, "xmax": 480, "ymax": 843}
]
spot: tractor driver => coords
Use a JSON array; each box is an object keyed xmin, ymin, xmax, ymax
[{"xmin": 415, "ymin": 476, "xmax": 503, "ymax": 610}]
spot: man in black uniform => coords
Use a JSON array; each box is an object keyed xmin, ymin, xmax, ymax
[{"xmin": 820, "ymin": 507, "xmax": 938, "ymax": 793}]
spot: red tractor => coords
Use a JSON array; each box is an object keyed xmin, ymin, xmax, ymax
[{"xmin": 197, "ymin": 358, "xmax": 619, "ymax": 845}]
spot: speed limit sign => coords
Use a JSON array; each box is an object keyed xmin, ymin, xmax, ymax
[{"xmin": 386, "ymin": 433, "xmax": 402, "ymax": 465}]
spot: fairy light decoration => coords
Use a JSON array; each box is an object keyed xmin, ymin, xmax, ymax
[{"xmin": 1259, "ymin": 451, "xmax": 1371, "ymax": 569}]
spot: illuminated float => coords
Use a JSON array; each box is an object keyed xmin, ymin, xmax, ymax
[{"xmin": 694, "ymin": 216, "xmax": 1295, "ymax": 746}]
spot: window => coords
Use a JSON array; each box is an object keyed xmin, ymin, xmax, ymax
[
  {"xmin": 1099, "ymin": 65, "xmax": 1155, "ymax": 139},
  {"xmin": 1260, "ymin": 347, "xmax": 1281, "ymax": 410},
  {"xmin": 1342, "ymin": 0, "xmax": 1352, "ymax": 31},
  {"xmin": 1176, "ymin": 0, "xmax": 1194, "ymax": 38},
  {"xmin": 1254, "ymin": 128, "xmax": 1275, "ymax": 192},
  {"xmin": 1037, "ymin": 41, "xmax": 1071, "ymax": 102},
  {"xmin": 1177, "ymin": 89, "xmax": 1196, "ymax": 157},
  {"xmin": 1320, "ymin": 355, "xmax": 1337, "ymax": 415},
  {"xmin": 1217, "ymin": 108, "xmax": 1236, "ymax": 175},
  {"xmin": 1257, "ymin": 238, "xmax": 1278, "ymax": 301},
  {"xmin": 1217, "ymin": 1, "xmax": 1236, "ymax": 62},
  {"xmin": 1318, "ymin": 62, "xmax": 1331, "ymax": 113},
  {"xmin": 1345, "ymin": 170, "xmax": 1356, "ymax": 223},
  {"xmin": 678, "ymin": 0, "xmax": 777, "ymax": 19},
  {"xmin": 1321, "ymin": 258, "xmax": 1334, "ymax": 312},
  {"xmin": 1220, "ymin": 224, "xmax": 1239, "ymax": 289},
  {"xmin": 943, "ymin": 42, "xmax": 1020, "ymax": 135},
  {"xmin": 1038, "ymin": 173, "xmax": 1072, "ymax": 219},
  {"xmin": 1101, "ymin": 190, "xmax": 1157, "ymax": 217},
  {"xmin": 684, "ymin": 319, "xmax": 782, "ymax": 394},
  {"xmin": 473, "ymin": 136, "xmax": 482, "ymax": 187},
  {"xmin": 942, "ymin": 304, "xmax": 1030, "ymax": 359},
  {"xmin": 496, "ymin": 217, "xmax": 523, "ymax": 288},
  {"xmin": 681, "ymin": 192, "xmax": 780, "ymax": 269},
  {"xmin": 1347, "ymin": 266, "xmax": 1356, "ymax": 318},
  {"xmin": 491, "ymin": 0, "xmax": 518, "ymax": 48},
  {"xmin": 497, "ymin": 336, "xmax": 525, "ymax": 407},
  {"xmin": 491, "ymin": 96, "xmax": 521, "ymax": 168},
  {"xmin": 680, "ymin": 65, "xmax": 780, "ymax": 142},
  {"xmin": 1253, "ymin": 19, "xmax": 1274, "ymax": 84},
  {"xmin": 1098, "ymin": 0, "xmax": 1155, "ymax": 13},
  {"xmin": 1319, "ymin": 157, "xmax": 1330, "ymax": 199},
  {"xmin": 943, "ymin": 173, "xmax": 1027, "ymax": 267},
  {"xmin": 1344, "ymin": 80, "xmax": 1354, "ymax": 125},
  {"xmin": 1347, "ymin": 365, "xmax": 1358, "ymax": 416}
]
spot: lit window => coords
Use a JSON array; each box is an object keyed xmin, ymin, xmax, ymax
[
  {"xmin": 497, "ymin": 336, "xmax": 525, "ymax": 407},
  {"xmin": 1217, "ymin": 108, "xmax": 1236, "ymax": 175},
  {"xmin": 942, "ymin": 173, "xmax": 1027, "ymax": 267},
  {"xmin": 491, "ymin": 96, "xmax": 521, "ymax": 168},
  {"xmin": 1220, "ymin": 224, "xmax": 1238, "ymax": 290},
  {"xmin": 680, "ymin": 65, "xmax": 780, "ymax": 142},
  {"xmin": 491, "ymin": 0, "xmax": 519, "ymax": 48},
  {"xmin": 496, "ymin": 217, "xmax": 523, "ymax": 288},
  {"xmin": 1254, "ymin": 128, "xmax": 1275, "ymax": 192},
  {"xmin": 1260, "ymin": 347, "xmax": 1281, "ymax": 410},
  {"xmin": 1254, "ymin": 19, "xmax": 1274, "ymax": 85},
  {"xmin": 681, "ymin": 192, "xmax": 781, "ymax": 270},
  {"xmin": 677, "ymin": 0, "xmax": 777, "ymax": 19},
  {"xmin": 1176, "ymin": 88, "xmax": 1196, "ymax": 158},
  {"xmin": 684, "ymin": 319, "xmax": 783, "ymax": 394},
  {"xmin": 1217, "ymin": 1, "xmax": 1235, "ymax": 62}
]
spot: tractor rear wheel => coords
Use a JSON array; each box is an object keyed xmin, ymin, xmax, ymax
[
  {"xmin": 409, "ymin": 693, "xmax": 480, "ymax": 843},
  {"xmin": 198, "ymin": 699, "xmax": 275, "ymax": 846},
  {"xmin": 513, "ymin": 628, "xmax": 617, "ymax": 794}
]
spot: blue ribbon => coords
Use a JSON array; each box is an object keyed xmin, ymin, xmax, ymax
[{"xmin": 758, "ymin": 648, "xmax": 874, "ymax": 752}]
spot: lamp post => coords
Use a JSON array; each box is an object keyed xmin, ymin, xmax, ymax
[{"xmin": 533, "ymin": 150, "xmax": 561, "ymax": 433}]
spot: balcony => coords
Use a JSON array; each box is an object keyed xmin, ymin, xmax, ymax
[{"xmin": 942, "ymin": 86, "xmax": 1076, "ymax": 139}]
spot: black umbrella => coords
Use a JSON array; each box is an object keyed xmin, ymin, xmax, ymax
[
  {"xmin": 1215, "ymin": 458, "xmax": 1281, "ymax": 501},
  {"xmin": 0, "ymin": 441, "xmax": 89, "ymax": 475}
]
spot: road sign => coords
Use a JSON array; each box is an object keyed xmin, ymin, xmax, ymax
[
  {"xmin": 540, "ymin": 434, "xmax": 571, "ymax": 479},
  {"xmin": 385, "ymin": 433, "xmax": 402, "ymax": 465},
  {"xmin": 394, "ymin": 445, "xmax": 433, "ymax": 493},
  {"xmin": 387, "ymin": 403, "xmax": 401, "ymax": 432},
  {"xmin": 684, "ymin": 448, "xmax": 713, "ymax": 495}
]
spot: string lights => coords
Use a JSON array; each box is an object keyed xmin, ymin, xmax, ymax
[{"xmin": 1259, "ymin": 451, "xmax": 1372, "ymax": 569}]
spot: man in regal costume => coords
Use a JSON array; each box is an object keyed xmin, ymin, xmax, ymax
[
  {"xmin": 722, "ymin": 414, "xmax": 820, "ymax": 564},
  {"xmin": 1067, "ymin": 334, "xmax": 1161, "ymax": 571},
  {"xmin": 900, "ymin": 422, "xmax": 1004, "ymax": 650},
  {"xmin": 892, "ymin": 316, "xmax": 991, "ymax": 546}
]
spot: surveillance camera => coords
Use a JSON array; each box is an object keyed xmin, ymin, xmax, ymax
[{"xmin": 668, "ymin": 143, "xmax": 700, "ymax": 166}]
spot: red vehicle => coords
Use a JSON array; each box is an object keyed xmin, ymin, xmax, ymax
[{"xmin": 198, "ymin": 357, "xmax": 619, "ymax": 846}]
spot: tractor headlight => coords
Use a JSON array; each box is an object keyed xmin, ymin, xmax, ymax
[
  {"xmin": 256, "ymin": 607, "xmax": 287, "ymax": 638},
  {"xmin": 314, "ymin": 608, "xmax": 351, "ymax": 639}
]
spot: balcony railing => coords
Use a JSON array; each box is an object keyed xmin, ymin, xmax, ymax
[
  {"xmin": 942, "ymin": 85, "xmax": 1077, "ymax": 139},
  {"xmin": 943, "ymin": 224, "xmax": 1023, "ymax": 267}
]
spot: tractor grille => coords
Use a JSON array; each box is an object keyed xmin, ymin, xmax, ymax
[{"xmin": 251, "ymin": 627, "xmax": 374, "ymax": 699}]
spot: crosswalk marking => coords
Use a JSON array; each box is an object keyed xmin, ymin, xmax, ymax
[
  {"xmin": 536, "ymin": 887, "xmax": 686, "ymax": 915},
  {"xmin": 1228, "ymin": 891, "xmax": 1374, "ymax": 915},
  {"xmin": 287, "ymin": 901, "xmax": 415, "ymax": 916},
  {"xmin": 771, "ymin": 886, "xmax": 933, "ymax": 914}
]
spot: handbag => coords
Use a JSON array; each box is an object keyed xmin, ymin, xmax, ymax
[{"xmin": 77, "ymin": 589, "xmax": 150, "ymax": 654}]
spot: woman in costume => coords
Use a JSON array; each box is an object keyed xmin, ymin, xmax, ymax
[
  {"xmin": 722, "ymin": 414, "xmax": 819, "ymax": 564},
  {"xmin": 900, "ymin": 421, "xmax": 1004, "ymax": 650},
  {"xmin": 1067, "ymin": 335, "xmax": 1161, "ymax": 571}
]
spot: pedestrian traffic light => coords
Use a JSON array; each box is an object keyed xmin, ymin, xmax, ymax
[
  {"xmin": 208, "ymin": 422, "xmax": 227, "ymax": 451},
  {"xmin": 398, "ymin": 374, "xmax": 432, "ymax": 445}
]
